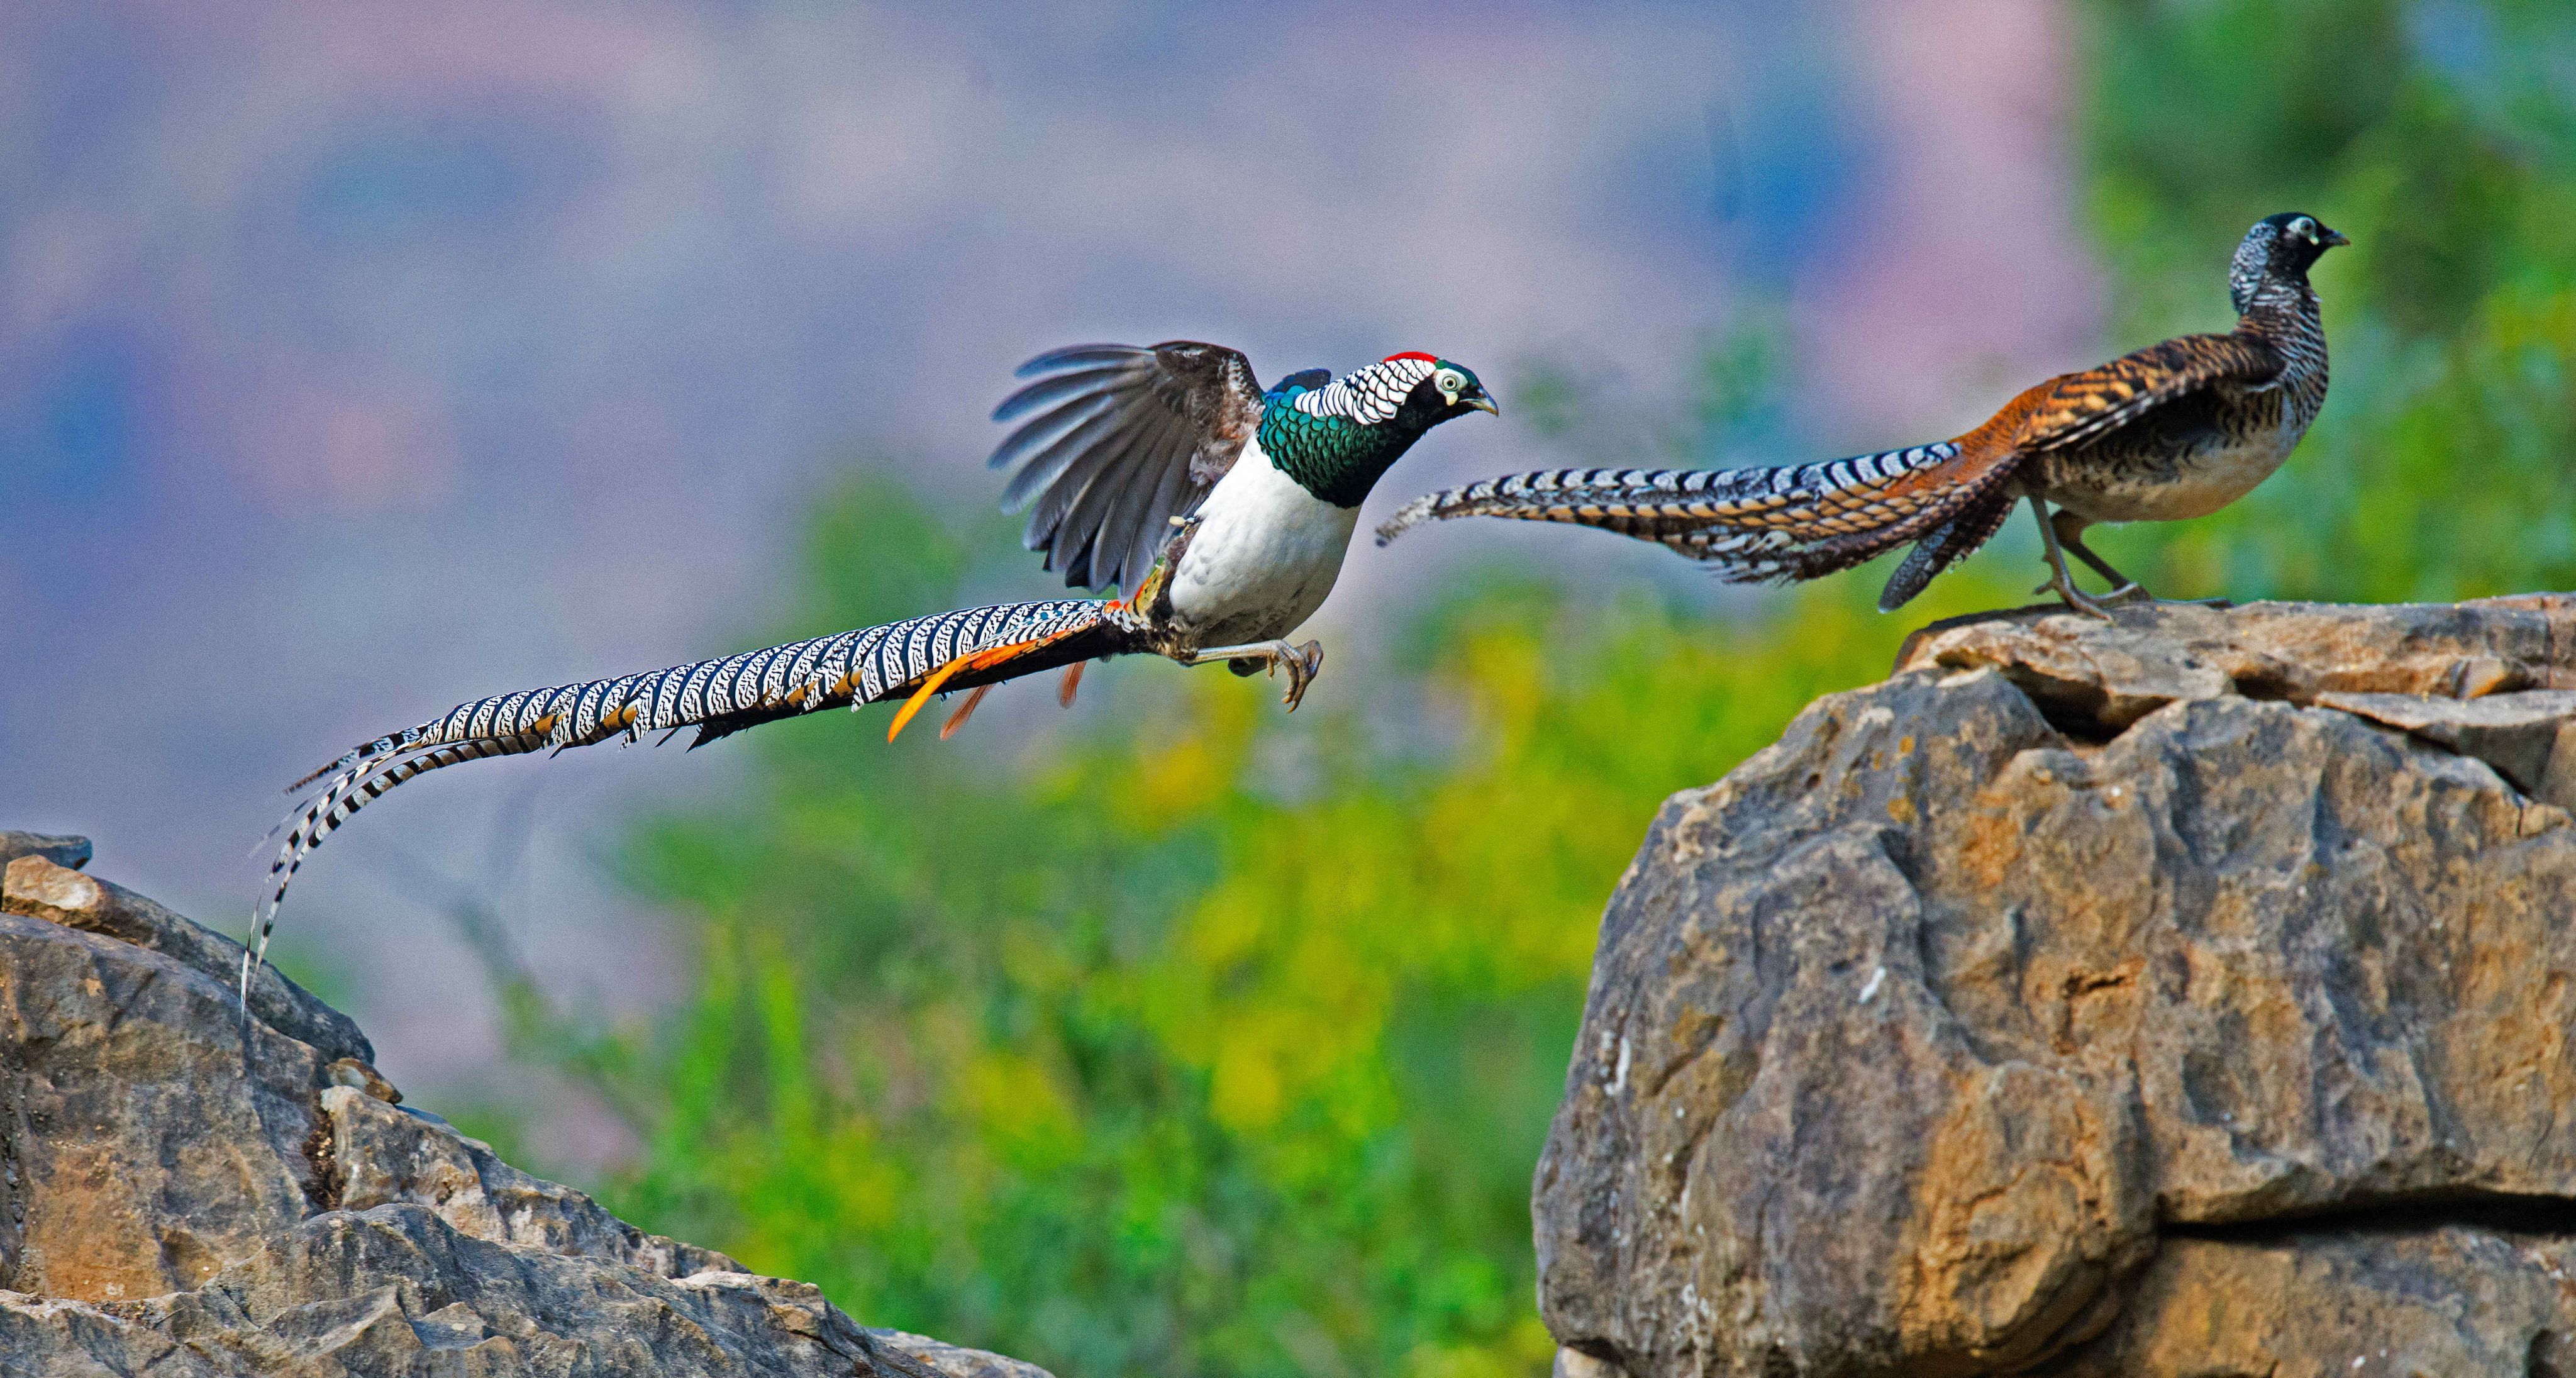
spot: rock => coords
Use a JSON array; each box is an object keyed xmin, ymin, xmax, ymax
[
  {"xmin": 0, "ymin": 831, "xmax": 90, "ymax": 870},
  {"xmin": 0, "ymin": 848, "xmax": 1052, "ymax": 1378},
  {"xmin": 1537, "ymin": 597, "xmax": 2576, "ymax": 1377},
  {"xmin": 3, "ymin": 853, "xmax": 371, "ymax": 1065},
  {"xmin": 2055, "ymin": 1222, "xmax": 2576, "ymax": 1377},
  {"xmin": 2315, "ymin": 688, "xmax": 2576, "ymax": 809},
  {"xmin": 1893, "ymin": 593, "xmax": 2576, "ymax": 731}
]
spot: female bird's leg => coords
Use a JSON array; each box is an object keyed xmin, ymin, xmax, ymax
[
  {"xmin": 1187, "ymin": 640, "xmax": 1326, "ymax": 710},
  {"xmin": 2029, "ymin": 497, "xmax": 2120, "ymax": 621},
  {"xmin": 2049, "ymin": 508, "xmax": 2153, "ymax": 604},
  {"xmin": 2049, "ymin": 508, "xmax": 2231, "ymax": 609}
]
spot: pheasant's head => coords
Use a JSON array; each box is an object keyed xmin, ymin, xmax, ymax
[
  {"xmin": 1262, "ymin": 352, "xmax": 1497, "ymax": 506},
  {"xmin": 1407, "ymin": 355, "xmax": 1499, "ymax": 422},
  {"xmin": 2230, "ymin": 212, "xmax": 2349, "ymax": 311}
]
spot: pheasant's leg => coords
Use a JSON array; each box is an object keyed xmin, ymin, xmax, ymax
[
  {"xmin": 2050, "ymin": 510, "xmax": 2233, "ymax": 608},
  {"xmin": 2029, "ymin": 497, "xmax": 2118, "ymax": 621},
  {"xmin": 2050, "ymin": 509, "xmax": 2152, "ymax": 604},
  {"xmin": 1187, "ymin": 639, "xmax": 1327, "ymax": 710}
]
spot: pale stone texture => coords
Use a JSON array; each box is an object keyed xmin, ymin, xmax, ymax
[
  {"xmin": 0, "ymin": 843, "xmax": 1050, "ymax": 1378},
  {"xmin": 1538, "ymin": 597, "xmax": 2576, "ymax": 1377}
]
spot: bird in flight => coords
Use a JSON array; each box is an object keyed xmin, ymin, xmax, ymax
[
  {"xmin": 1377, "ymin": 212, "xmax": 2345, "ymax": 618},
  {"xmin": 248, "ymin": 344, "xmax": 1494, "ymax": 994}
]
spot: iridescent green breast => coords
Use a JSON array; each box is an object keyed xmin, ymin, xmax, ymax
[{"xmin": 1257, "ymin": 386, "xmax": 1426, "ymax": 508}]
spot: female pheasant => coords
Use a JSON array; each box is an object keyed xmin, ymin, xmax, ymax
[
  {"xmin": 1377, "ymin": 212, "xmax": 2345, "ymax": 618},
  {"xmin": 248, "ymin": 344, "xmax": 1492, "ymax": 992}
]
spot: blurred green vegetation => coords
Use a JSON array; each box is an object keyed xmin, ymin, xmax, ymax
[{"xmin": 467, "ymin": 5, "xmax": 2572, "ymax": 1376}]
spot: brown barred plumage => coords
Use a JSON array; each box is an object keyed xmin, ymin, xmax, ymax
[
  {"xmin": 1379, "ymin": 213, "xmax": 2345, "ymax": 616},
  {"xmin": 247, "ymin": 597, "xmax": 1142, "ymax": 999}
]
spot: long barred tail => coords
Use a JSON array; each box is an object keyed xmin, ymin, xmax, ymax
[
  {"xmin": 1374, "ymin": 444, "xmax": 1963, "ymax": 545},
  {"xmin": 1872, "ymin": 486, "xmax": 2018, "ymax": 613},
  {"xmin": 245, "ymin": 597, "xmax": 1139, "ymax": 1001},
  {"xmin": 1374, "ymin": 440, "xmax": 2023, "ymax": 596}
]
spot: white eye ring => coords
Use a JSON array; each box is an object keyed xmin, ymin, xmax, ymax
[{"xmin": 1434, "ymin": 368, "xmax": 1465, "ymax": 396}]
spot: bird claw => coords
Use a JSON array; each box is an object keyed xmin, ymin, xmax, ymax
[
  {"xmin": 1275, "ymin": 641, "xmax": 1324, "ymax": 711},
  {"xmin": 1191, "ymin": 639, "xmax": 1327, "ymax": 710},
  {"xmin": 2038, "ymin": 572, "xmax": 2120, "ymax": 621},
  {"xmin": 2031, "ymin": 576, "xmax": 2217, "ymax": 614}
]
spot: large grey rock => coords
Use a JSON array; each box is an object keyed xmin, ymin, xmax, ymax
[
  {"xmin": 0, "ymin": 844, "xmax": 1052, "ymax": 1378},
  {"xmin": 1538, "ymin": 597, "xmax": 2576, "ymax": 1377},
  {"xmin": 4, "ymin": 854, "xmax": 371, "ymax": 1064},
  {"xmin": 0, "ymin": 833, "xmax": 89, "ymax": 871}
]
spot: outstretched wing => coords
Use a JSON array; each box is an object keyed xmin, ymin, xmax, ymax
[
  {"xmin": 989, "ymin": 341, "xmax": 1265, "ymax": 596},
  {"xmin": 2016, "ymin": 331, "xmax": 2285, "ymax": 452},
  {"xmin": 251, "ymin": 597, "xmax": 1143, "ymax": 991}
]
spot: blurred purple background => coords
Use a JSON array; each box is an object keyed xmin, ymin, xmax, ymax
[{"xmin": 1, "ymin": 1, "xmax": 2099, "ymax": 1128}]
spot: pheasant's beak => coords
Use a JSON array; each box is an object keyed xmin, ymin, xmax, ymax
[
  {"xmin": 1465, "ymin": 394, "xmax": 1499, "ymax": 416},
  {"xmin": 2321, "ymin": 228, "xmax": 2350, "ymax": 248}
]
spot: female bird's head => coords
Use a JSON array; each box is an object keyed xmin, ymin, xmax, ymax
[
  {"xmin": 1262, "ymin": 352, "xmax": 1497, "ymax": 506},
  {"xmin": 2231, "ymin": 212, "xmax": 2349, "ymax": 311}
]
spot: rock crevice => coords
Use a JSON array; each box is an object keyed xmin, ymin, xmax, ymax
[{"xmin": 1538, "ymin": 596, "xmax": 2576, "ymax": 1378}]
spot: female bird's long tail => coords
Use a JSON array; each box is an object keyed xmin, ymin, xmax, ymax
[
  {"xmin": 1375, "ymin": 438, "xmax": 2022, "ymax": 603},
  {"xmin": 245, "ymin": 597, "xmax": 1141, "ymax": 1003}
]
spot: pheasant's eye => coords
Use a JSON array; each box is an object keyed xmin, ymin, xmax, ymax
[{"xmin": 1435, "ymin": 369, "xmax": 1464, "ymax": 395}]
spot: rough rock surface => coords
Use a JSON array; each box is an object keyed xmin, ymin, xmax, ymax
[
  {"xmin": 1536, "ymin": 596, "xmax": 2576, "ymax": 1378},
  {"xmin": 0, "ymin": 847, "xmax": 1053, "ymax": 1378},
  {"xmin": 0, "ymin": 833, "xmax": 91, "ymax": 871}
]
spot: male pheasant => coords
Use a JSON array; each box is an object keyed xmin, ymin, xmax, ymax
[
  {"xmin": 1377, "ymin": 212, "xmax": 2345, "ymax": 617},
  {"xmin": 248, "ymin": 345, "xmax": 1493, "ymax": 992}
]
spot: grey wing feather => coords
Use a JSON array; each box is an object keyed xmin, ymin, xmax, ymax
[{"xmin": 989, "ymin": 341, "xmax": 1263, "ymax": 595}]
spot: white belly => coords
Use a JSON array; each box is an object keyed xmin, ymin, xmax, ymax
[{"xmin": 1168, "ymin": 436, "xmax": 1360, "ymax": 645}]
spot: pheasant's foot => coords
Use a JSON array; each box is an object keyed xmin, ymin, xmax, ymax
[
  {"xmin": 1188, "ymin": 639, "xmax": 1327, "ymax": 711},
  {"xmin": 2030, "ymin": 569, "xmax": 2119, "ymax": 621},
  {"xmin": 2031, "ymin": 581, "xmax": 2226, "ymax": 611},
  {"xmin": 2028, "ymin": 496, "xmax": 2116, "ymax": 621}
]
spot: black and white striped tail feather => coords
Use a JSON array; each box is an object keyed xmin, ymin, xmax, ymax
[
  {"xmin": 1692, "ymin": 441, "xmax": 2019, "ymax": 590},
  {"xmin": 1373, "ymin": 443, "xmax": 1963, "ymax": 548},
  {"xmin": 1389, "ymin": 439, "xmax": 2009, "ymax": 594},
  {"xmin": 244, "ymin": 597, "xmax": 1128, "ymax": 1003}
]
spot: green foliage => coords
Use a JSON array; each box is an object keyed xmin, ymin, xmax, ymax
[{"xmin": 473, "ymin": 7, "xmax": 2569, "ymax": 1375}]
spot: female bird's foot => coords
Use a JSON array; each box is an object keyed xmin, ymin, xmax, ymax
[
  {"xmin": 2036, "ymin": 577, "xmax": 2153, "ymax": 609},
  {"xmin": 1188, "ymin": 639, "xmax": 1327, "ymax": 710},
  {"xmin": 2033, "ymin": 572, "xmax": 2121, "ymax": 621},
  {"xmin": 2028, "ymin": 580, "xmax": 2228, "ymax": 612}
]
